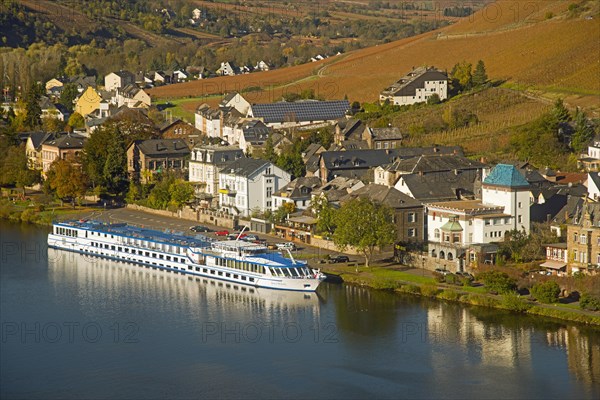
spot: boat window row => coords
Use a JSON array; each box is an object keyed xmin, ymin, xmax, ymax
[
  {"xmin": 88, "ymin": 242, "xmax": 185, "ymax": 263},
  {"xmin": 87, "ymin": 231, "xmax": 184, "ymax": 254},
  {"xmin": 269, "ymin": 266, "xmax": 312, "ymax": 278},
  {"xmin": 214, "ymin": 257, "xmax": 266, "ymax": 274},
  {"xmin": 200, "ymin": 266, "xmax": 256, "ymax": 282},
  {"xmin": 56, "ymin": 227, "xmax": 78, "ymax": 237}
]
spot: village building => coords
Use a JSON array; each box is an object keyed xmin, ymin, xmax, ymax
[
  {"xmin": 247, "ymin": 99, "xmax": 350, "ymax": 129},
  {"xmin": 426, "ymin": 164, "xmax": 530, "ymax": 271},
  {"xmin": 112, "ymin": 84, "xmax": 151, "ymax": 108},
  {"xmin": 158, "ymin": 119, "xmax": 201, "ymax": 146},
  {"xmin": 127, "ymin": 139, "xmax": 190, "ymax": 183},
  {"xmin": 578, "ymin": 138, "xmax": 600, "ymax": 172},
  {"xmin": 40, "ymin": 133, "xmax": 86, "ymax": 177},
  {"xmin": 379, "ymin": 66, "xmax": 448, "ymax": 106},
  {"xmin": 343, "ymin": 184, "xmax": 424, "ymax": 244},
  {"xmin": 362, "ymin": 126, "xmax": 404, "ymax": 149},
  {"xmin": 104, "ymin": 70, "xmax": 135, "ymax": 92},
  {"xmin": 25, "ymin": 132, "xmax": 55, "ymax": 170},
  {"xmin": 566, "ymin": 202, "xmax": 600, "ymax": 276},
  {"xmin": 272, "ymin": 176, "xmax": 322, "ymax": 211},
  {"xmin": 189, "ymin": 145, "xmax": 245, "ymax": 206},
  {"xmin": 218, "ymin": 158, "xmax": 290, "ymax": 217}
]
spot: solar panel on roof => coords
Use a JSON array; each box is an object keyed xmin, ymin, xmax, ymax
[{"xmin": 252, "ymin": 100, "xmax": 350, "ymax": 123}]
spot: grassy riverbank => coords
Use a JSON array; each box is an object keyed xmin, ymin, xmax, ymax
[
  {"xmin": 322, "ymin": 264, "xmax": 600, "ymax": 326},
  {"xmin": 0, "ymin": 198, "xmax": 96, "ymax": 227}
]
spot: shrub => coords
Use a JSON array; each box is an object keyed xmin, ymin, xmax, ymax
[
  {"xmin": 432, "ymin": 272, "xmax": 444, "ymax": 283},
  {"xmin": 580, "ymin": 293, "xmax": 600, "ymax": 311},
  {"xmin": 421, "ymin": 283, "xmax": 441, "ymax": 297},
  {"xmin": 398, "ymin": 284, "xmax": 421, "ymax": 294},
  {"xmin": 444, "ymin": 274, "xmax": 458, "ymax": 285},
  {"xmin": 20, "ymin": 208, "xmax": 38, "ymax": 223},
  {"xmin": 466, "ymin": 294, "xmax": 501, "ymax": 308},
  {"xmin": 501, "ymin": 293, "xmax": 532, "ymax": 313},
  {"xmin": 460, "ymin": 276, "xmax": 472, "ymax": 287},
  {"xmin": 478, "ymin": 270, "xmax": 517, "ymax": 294},
  {"xmin": 531, "ymin": 281, "xmax": 561, "ymax": 304},
  {"xmin": 438, "ymin": 289, "xmax": 460, "ymax": 301}
]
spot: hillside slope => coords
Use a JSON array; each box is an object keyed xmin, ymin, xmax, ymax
[{"xmin": 149, "ymin": 0, "xmax": 600, "ymax": 113}]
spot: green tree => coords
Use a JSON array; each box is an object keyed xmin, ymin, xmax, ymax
[
  {"xmin": 552, "ymin": 98, "xmax": 571, "ymax": 123},
  {"xmin": 310, "ymin": 195, "xmax": 337, "ymax": 237},
  {"xmin": 530, "ymin": 280, "xmax": 560, "ymax": 303},
  {"xmin": 272, "ymin": 202, "xmax": 296, "ymax": 223},
  {"xmin": 477, "ymin": 270, "xmax": 517, "ymax": 294},
  {"xmin": 579, "ymin": 293, "xmax": 600, "ymax": 311},
  {"xmin": 571, "ymin": 108, "xmax": 594, "ymax": 153},
  {"xmin": 24, "ymin": 84, "xmax": 42, "ymax": 129},
  {"xmin": 169, "ymin": 180, "xmax": 194, "ymax": 209},
  {"xmin": 60, "ymin": 83, "xmax": 78, "ymax": 113},
  {"xmin": 46, "ymin": 159, "xmax": 86, "ymax": 207},
  {"xmin": 472, "ymin": 60, "xmax": 488, "ymax": 87},
  {"xmin": 427, "ymin": 93, "xmax": 441, "ymax": 105},
  {"xmin": 0, "ymin": 145, "xmax": 40, "ymax": 190},
  {"xmin": 68, "ymin": 112, "xmax": 85, "ymax": 129},
  {"xmin": 450, "ymin": 61, "xmax": 473, "ymax": 91},
  {"xmin": 276, "ymin": 152, "xmax": 305, "ymax": 178},
  {"xmin": 103, "ymin": 132, "xmax": 128, "ymax": 198},
  {"xmin": 333, "ymin": 197, "xmax": 396, "ymax": 267}
]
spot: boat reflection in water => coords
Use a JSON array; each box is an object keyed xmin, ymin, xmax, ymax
[{"xmin": 47, "ymin": 247, "xmax": 321, "ymax": 325}]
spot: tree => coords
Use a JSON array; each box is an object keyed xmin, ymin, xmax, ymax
[
  {"xmin": 0, "ymin": 145, "xmax": 39, "ymax": 191},
  {"xmin": 450, "ymin": 61, "xmax": 473, "ymax": 92},
  {"xmin": 552, "ymin": 98, "xmax": 571, "ymax": 123},
  {"xmin": 472, "ymin": 60, "xmax": 488, "ymax": 87},
  {"xmin": 310, "ymin": 195, "xmax": 337, "ymax": 237},
  {"xmin": 478, "ymin": 270, "xmax": 517, "ymax": 294},
  {"xmin": 571, "ymin": 108, "xmax": 594, "ymax": 153},
  {"xmin": 60, "ymin": 83, "xmax": 78, "ymax": 113},
  {"xmin": 24, "ymin": 84, "xmax": 42, "ymax": 129},
  {"xmin": 427, "ymin": 93, "xmax": 441, "ymax": 105},
  {"xmin": 169, "ymin": 180, "xmax": 194, "ymax": 209},
  {"xmin": 272, "ymin": 202, "xmax": 296, "ymax": 223},
  {"xmin": 333, "ymin": 197, "xmax": 396, "ymax": 267},
  {"xmin": 530, "ymin": 281, "xmax": 560, "ymax": 304},
  {"xmin": 68, "ymin": 112, "xmax": 85, "ymax": 129},
  {"xmin": 46, "ymin": 159, "xmax": 86, "ymax": 207},
  {"xmin": 102, "ymin": 132, "xmax": 128, "ymax": 198}
]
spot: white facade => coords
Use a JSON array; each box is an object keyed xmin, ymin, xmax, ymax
[
  {"xmin": 587, "ymin": 173, "xmax": 600, "ymax": 201},
  {"xmin": 104, "ymin": 72, "xmax": 134, "ymax": 92},
  {"xmin": 189, "ymin": 146, "xmax": 244, "ymax": 196},
  {"xmin": 390, "ymin": 80, "xmax": 447, "ymax": 106},
  {"xmin": 218, "ymin": 163, "xmax": 290, "ymax": 217},
  {"xmin": 195, "ymin": 110, "xmax": 222, "ymax": 138}
]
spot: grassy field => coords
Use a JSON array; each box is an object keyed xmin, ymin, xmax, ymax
[{"xmin": 148, "ymin": 0, "xmax": 600, "ymax": 114}]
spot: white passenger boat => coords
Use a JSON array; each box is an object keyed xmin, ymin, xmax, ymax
[{"xmin": 47, "ymin": 220, "xmax": 325, "ymax": 291}]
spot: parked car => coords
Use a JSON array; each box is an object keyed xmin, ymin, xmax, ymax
[
  {"xmin": 215, "ymin": 230, "xmax": 229, "ymax": 236},
  {"xmin": 242, "ymin": 234, "xmax": 259, "ymax": 242},
  {"xmin": 328, "ymin": 255, "xmax": 350, "ymax": 263},
  {"xmin": 435, "ymin": 268, "xmax": 451, "ymax": 276},
  {"xmin": 190, "ymin": 225, "xmax": 211, "ymax": 233},
  {"xmin": 227, "ymin": 233, "xmax": 247, "ymax": 240},
  {"xmin": 267, "ymin": 243, "xmax": 278, "ymax": 250},
  {"xmin": 276, "ymin": 242, "xmax": 296, "ymax": 251},
  {"xmin": 456, "ymin": 271, "xmax": 474, "ymax": 280}
]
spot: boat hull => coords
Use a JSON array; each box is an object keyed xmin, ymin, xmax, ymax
[{"xmin": 47, "ymin": 234, "xmax": 324, "ymax": 292}]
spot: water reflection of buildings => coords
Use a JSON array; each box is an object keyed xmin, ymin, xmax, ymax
[
  {"xmin": 427, "ymin": 305, "xmax": 533, "ymax": 368},
  {"xmin": 546, "ymin": 327, "xmax": 600, "ymax": 386},
  {"xmin": 47, "ymin": 248, "xmax": 321, "ymax": 323}
]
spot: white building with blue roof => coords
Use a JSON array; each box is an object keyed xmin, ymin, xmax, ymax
[{"xmin": 425, "ymin": 164, "xmax": 530, "ymax": 271}]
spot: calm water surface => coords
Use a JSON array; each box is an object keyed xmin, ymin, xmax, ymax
[{"xmin": 1, "ymin": 221, "xmax": 599, "ymax": 399}]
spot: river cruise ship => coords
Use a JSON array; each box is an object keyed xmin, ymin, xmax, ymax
[{"xmin": 47, "ymin": 220, "xmax": 325, "ymax": 291}]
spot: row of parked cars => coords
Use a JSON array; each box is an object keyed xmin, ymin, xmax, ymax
[
  {"xmin": 434, "ymin": 268, "xmax": 475, "ymax": 280},
  {"xmin": 189, "ymin": 225, "xmax": 297, "ymax": 250}
]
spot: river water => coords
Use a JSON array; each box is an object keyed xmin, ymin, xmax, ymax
[{"xmin": 1, "ymin": 221, "xmax": 599, "ymax": 399}]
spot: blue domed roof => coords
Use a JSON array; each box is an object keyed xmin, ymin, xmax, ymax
[{"xmin": 483, "ymin": 164, "xmax": 529, "ymax": 188}]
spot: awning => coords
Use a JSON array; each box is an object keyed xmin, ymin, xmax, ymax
[{"xmin": 540, "ymin": 260, "xmax": 567, "ymax": 270}]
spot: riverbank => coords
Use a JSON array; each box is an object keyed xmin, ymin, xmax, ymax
[
  {"xmin": 0, "ymin": 198, "xmax": 98, "ymax": 227},
  {"xmin": 322, "ymin": 263, "xmax": 600, "ymax": 326}
]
